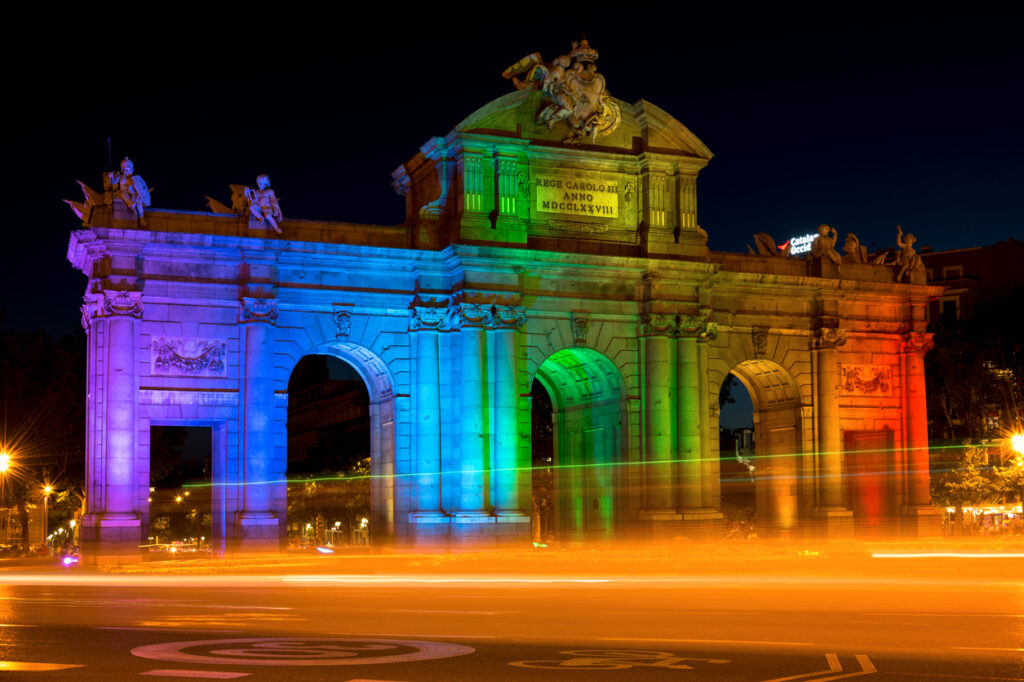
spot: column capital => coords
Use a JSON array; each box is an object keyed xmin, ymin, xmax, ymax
[
  {"xmin": 901, "ymin": 331, "xmax": 934, "ymax": 354},
  {"xmin": 492, "ymin": 305, "xmax": 526, "ymax": 330},
  {"xmin": 813, "ymin": 327, "xmax": 847, "ymax": 350},
  {"xmin": 640, "ymin": 313, "xmax": 678, "ymax": 337},
  {"xmin": 678, "ymin": 315, "xmax": 717, "ymax": 342},
  {"xmin": 409, "ymin": 304, "xmax": 455, "ymax": 331},
  {"xmin": 240, "ymin": 297, "xmax": 279, "ymax": 325},
  {"xmin": 453, "ymin": 302, "xmax": 493, "ymax": 329}
]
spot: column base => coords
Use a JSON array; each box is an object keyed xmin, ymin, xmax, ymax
[
  {"xmin": 639, "ymin": 509, "xmax": 684, "ymax": 539},
  {"xmin": 815, "ymin": 507, "xmax": 854, "ymax": 538},
  {"xmin": 235, "ymin": 512, "xmax": 280, "ymax": 552},
  {"xmin": 679, "ymin": 509, "xmax": 725, "ymax": 539},
  {"xmin": 902, "ymin": 505, "xmax": 944, "ymax": 537},
  {"xmin": 407, "ymin": 511, "xmax": 451, "ymax": 547},
  {"xmin": 81, "ymin": 512, "xmax": 142, "ymax": 565},
  {"xmin": 451, "ymin": 512, "xmax": 496, "ymax": 547}
]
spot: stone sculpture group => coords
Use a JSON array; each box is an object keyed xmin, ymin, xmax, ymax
[{"xmin": 748, "ymin": 224, "xmax": 924, "ymax": 281}]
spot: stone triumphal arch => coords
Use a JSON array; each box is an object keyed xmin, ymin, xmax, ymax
[{"xmin": 68, "ymin": 40, "xmax": 942, "ymax": 562}]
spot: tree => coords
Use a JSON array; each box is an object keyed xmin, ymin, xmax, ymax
[
  {"xmin": 0, "ymin": 329, "xmax": 86, "ymax": 553},
  {"xmin": 930, "ymin": 444, "xmax": 998, "ymax": 534},
  {"xmin": 927, "ymin": 286, "xmax": 1024, "ymax": 443}
]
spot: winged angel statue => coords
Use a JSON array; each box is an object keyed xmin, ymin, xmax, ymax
[{"xmin": 502, "ymin": 39, "xmax": 621, "ymax": 144}]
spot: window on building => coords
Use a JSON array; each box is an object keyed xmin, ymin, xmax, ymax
[
  {"xmin": 942, "ymin": 265, "xmax": 963, "ymax": 280},
  {"xmin": 940, "ymin": 297, "xmax": 960, "ymax": 321}
]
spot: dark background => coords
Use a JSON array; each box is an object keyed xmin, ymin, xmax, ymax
[{"xmin": 4, "ymin": 8, "xmax": 1022, "ymax": 335}]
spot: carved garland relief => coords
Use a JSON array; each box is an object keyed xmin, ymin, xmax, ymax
[{"xmin": 151, "ymin": 337, "xmax": 228, "ymax": 377}]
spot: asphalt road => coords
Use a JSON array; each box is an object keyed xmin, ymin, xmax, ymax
[{"xmin": 1, "ymin": 553, "xmax": 1022, "ymax": 681}]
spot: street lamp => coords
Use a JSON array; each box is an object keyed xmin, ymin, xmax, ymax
[{"xmin": 42, "ymin": 484, "xmax": 53, "ymax": 551}]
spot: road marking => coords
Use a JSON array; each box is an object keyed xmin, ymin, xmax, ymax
[
  {"xmin": 283, "ymin": 576, "xmax": 611, "ymax": 584},
  {"xmin": 331, "ymin": 632, "xmax": 494, "ymax": 639},
  {"xmin": 102, "ymin": 627, "xmax": 243, "ymax": 633},
  {"xmin": 952, "ymin": 646, "xmax": 1024, "ymax": 652},
  {"xmin": 762, "ymin": 654, "xmax": 876, "ymax": 682},
  {"xmin": 872, "ymin": 552, "xmax": 1024, "ymax": 558},
  {"xmin": 600, "ymin": 637, "xmax": 814, "ymax": 647},
  {"xmin": 132, "ymin": 637, "xmax": 475, "ymax": 666},
  {"xmin": 0, "ymin": 662, "xmax": 86, "ymax": 671},
  {"xmin": 866, "ymin": 613, "xmax": 1024, "ymax": 618},
  {"xmin": 141, "ymin": 671, "xmax": 250, "ymax": 679},
  {"xmin": 389, "ymin": 609, "xmax": 507, "ymax": 615},
  {"xmin": 510, "ymin": 649, "xmax": 731, "ymax": 670}
]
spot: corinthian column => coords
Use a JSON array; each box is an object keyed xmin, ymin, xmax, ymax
[
  {"xmin": 814, "ymin": 327, "xmax": 846, "ymax": 509},
  {"xmin": 903, "ymin": 332, "xmax": 934, "ymax": 507},
  {"xmin": 100, "ymin": 291, "xmax": 144, "ymax": 517},
  {"xmin": 409, "ymin": 304, "xmax": 451, "ymax": 528},
  {"xmin": 491, "ymin": 305, "xmax": 527, "ymax": 517},
  {"xmin": 641, "ymin": 314, "xmax": 678, "ymax": 516},
  {"xmin": 455, "ymin": 303, "xmax": 491, "ymax": 516},
  {"xmin": 238, "ymin": 297, "xmax": 279, "ymax": 548},
  {"xmin": 676, "ymin": 321, "xmax": 702, "ymax": 510},
  {"xmin": 81, "ymin": 290, "xmax": 144, "ymax": 564}
]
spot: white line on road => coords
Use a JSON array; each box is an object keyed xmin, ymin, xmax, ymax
[
  {"xmin": 283, "ymin": 576, "xmax": 611, "ymax": 584},
  {"xmin": 600, "ymin": 637, "xmax": 814, "ymax": 647},
  {"xmin": 389, "ymin": 609, "xmax": 509, "ymax": 615},
  {"xmin": 872, "ymin": 553, "xmax": 1024, "ymax": 558},
  {"xmin": 101, "ymin": 627, "xmax": 243, "ymax": 633},
  {"xmin": 762, "ymin": 654, "xmax": 876, "ymax": 682},
  {"xmin": 330, "ymin": 632, "xmax": 495, "ymax": 639},
  {"xmin": 141, "ymin": 671, "xmax": 250, "ymax": 679}
]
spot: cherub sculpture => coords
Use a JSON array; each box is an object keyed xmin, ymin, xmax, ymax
[
  {"xmin": 894, "ymin": 225, "xmax": 922, "ymax": 281},
  {"xmin": 842, "ymin": 233, "xmax": 868, "ymax": 263},
  {"xmin": 810, "ymin": 224, "xmax": 842, "ymax": 270},
  {"xmin": 108, "ymin": 157, "xmax": 151, "ymax": 227},
  {"xmin": 245, "ymin": 175, "xmax": 282, "ymax": 234}
]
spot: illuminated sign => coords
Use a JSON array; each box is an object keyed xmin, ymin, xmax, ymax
[
  {"xmin": 783, "ymin": 233, "xmax": 817, "ymax": 256},
  {"xmin": 535, "ymin": 174, "xmax": 618, "ymax": 218}
]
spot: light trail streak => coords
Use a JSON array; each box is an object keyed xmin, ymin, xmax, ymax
[{"xmin": 872, "ymin": 553, "xmax": 1024, "ymax": 559}]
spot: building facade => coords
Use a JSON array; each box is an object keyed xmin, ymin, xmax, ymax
[{"xmin": 67, "ymin": 45, "xmax": 943, "ymax": 562}]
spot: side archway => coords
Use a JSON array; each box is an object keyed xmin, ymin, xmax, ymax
[
  {"xmin": 531, "ymin": 347, "xmax": 627, "ymax": 543},
  {"xmin": 725, "ymin": 359, "xmax": 805, "ymax": 537}
]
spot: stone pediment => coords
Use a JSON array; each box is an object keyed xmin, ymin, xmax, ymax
[{"xmin": 455, "ymin": 89, "xmax": 712, "ymax": 160}]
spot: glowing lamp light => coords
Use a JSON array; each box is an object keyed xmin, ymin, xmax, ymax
[
  {"xmin": 175, "ymin": 496, "xmax": 183, "ymax": 504},
  {"xmin": 1010, "ymin": 432, "xmax": 1024, "ymax": 456},
  {"xmin": 0, "ymin": 452, "xmax": 10, "ymax": 473},
  {"xmin": 61, "ymin": 556, "xmax": 79, "ymax": 566},
  {"xmin": 43, "ymin": 485, "xmax": 53, "ymax": 496},
  {"xmin": 316, "ymin": 546, "xmax": 334, "ymax": 554}
]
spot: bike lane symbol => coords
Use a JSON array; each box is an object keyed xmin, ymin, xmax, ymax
[{"xmin": 509, "ymin": 649, "xmax": 731, "ymax": 670}]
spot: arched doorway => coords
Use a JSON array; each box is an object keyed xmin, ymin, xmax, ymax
[
  {"xmin": 722, "ymin": 360, "xmax": 804, "ymax": 537},
  {"xmin": 284, "ymin": 342, "xmax": 396, "ymax": 547},
  {"xmin": 531, "ymin": 348, "xmax": 625, "ymax": 543}
]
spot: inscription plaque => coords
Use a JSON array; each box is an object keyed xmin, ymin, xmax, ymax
[{"xmin": 535, "ymin": 174, "xmax": 618, "ymax": 218}]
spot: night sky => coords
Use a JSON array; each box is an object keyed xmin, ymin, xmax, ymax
[{"xmin": 4, "ymin": 10, "xmax": 1021, "ymax": 335}]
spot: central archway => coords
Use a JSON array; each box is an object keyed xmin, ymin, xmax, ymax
[
  {"xmin": 283, "ymin": 341, "xmax": 397, "ymax": 547},
  {"xmin": 531, "ymin": 348, "xmax": 626, "ymax": 543}
]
